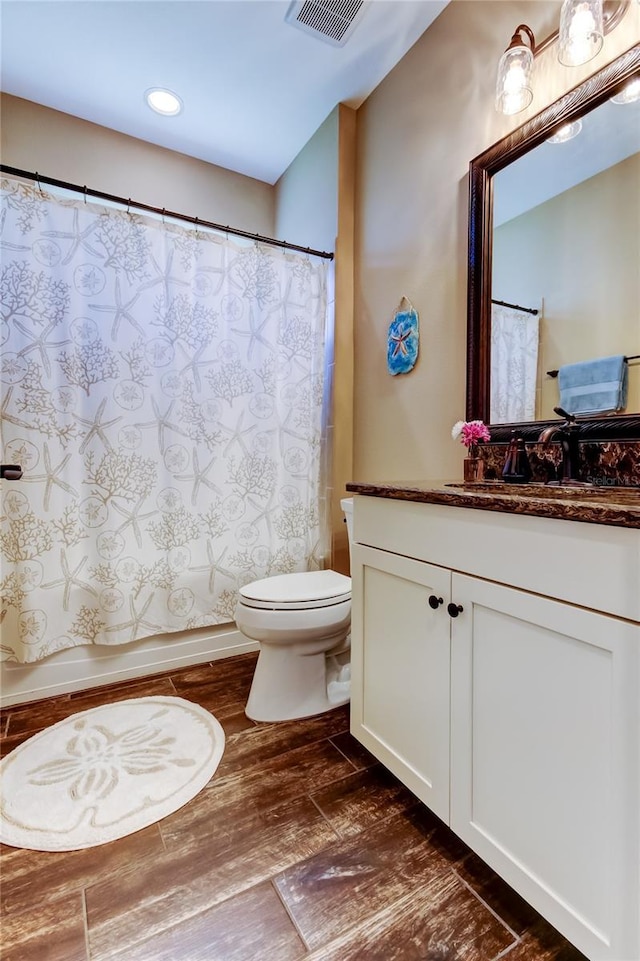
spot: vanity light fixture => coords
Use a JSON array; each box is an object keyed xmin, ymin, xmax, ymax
[
  {"xmin": 145, "ymin": 87, "xmax": 183, "ymax": 116},
  {"xmin": 558, "ymin": 0, "xmax": 604, "ymax": 66},
  {"xmin": 495, "ymin": 25, "xmax": 535, "ymax": 115},
  {"xmin": 547, "ymin": 119, "xmax": 583, "ymax": 142},
  {"xmin": 495, "ymin": 0, "xmax": 629, "ymax": 115}
]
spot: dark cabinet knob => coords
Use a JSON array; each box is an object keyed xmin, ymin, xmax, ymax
[
  {"xmin": 428, "ymin": 595, "xmax": 443, "ymax": 609},
  {"xmin": 447, "ymin": 602, "xmax": 463, "ymax": 618}
]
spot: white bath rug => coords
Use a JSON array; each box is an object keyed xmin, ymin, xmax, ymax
[{"xmin": 0, "ymin": 696, "xmax": 225, "ymax": 851}]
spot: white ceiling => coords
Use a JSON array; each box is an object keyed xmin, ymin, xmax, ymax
[{"xmin": 0, "ymin": 0, "xmax": 449, "ymax": 184}]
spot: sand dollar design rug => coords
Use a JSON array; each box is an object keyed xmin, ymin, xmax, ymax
[{"xmin": 0, "ymin": 696, "xmax": 225, "ymax": 851}]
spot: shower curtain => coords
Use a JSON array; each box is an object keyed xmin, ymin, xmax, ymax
[
  {"xmin": 0, "ymin": 178, "xmax": 330, "ymax": 664},
  {"xmin": 490, "ymin": 302, "xmax": 539, "ymax": 423}
]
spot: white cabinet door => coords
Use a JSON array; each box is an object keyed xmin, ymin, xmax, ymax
[
  {"xmin": 350, "ymin": 544, "xmax": 451, "ymax": 820},
  {"xmin": 449, "ymin": 572, "xmax": 640, "ymax": 961}
]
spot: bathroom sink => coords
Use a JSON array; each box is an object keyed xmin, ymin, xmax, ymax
[{"xmin": 444, "ymin": 481, "xmax": 640, "ymax": 505}]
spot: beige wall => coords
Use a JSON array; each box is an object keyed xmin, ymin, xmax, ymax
[
  {"xmin": 0, "ymin": 94, "xmax": 274, "ymax": 234},
  {"xmin": 353, "ymin": 0, "xmax": 640, "ymax": 482},
  {"xmin": 332, "ymin": 105, "xmax": 356, "ymax": 574},
  {"xmin": 275, "ymin": 106, "xmax": 339, "ymax": 251},
  {"xmin": 494, "ymin": 154, "xmax": 640, "ymax": 419},
  {"xmin": 275, "ymin": 105, "xmax": 356, "ymax": 574},
  {"xmin": 274, "ymin": 107, "xmax": 340, "ymax": 568}
]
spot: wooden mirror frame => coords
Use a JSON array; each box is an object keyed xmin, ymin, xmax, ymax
[{"xmin": 466, "ymin": 43, "xmax": 640, "ymax": 443}]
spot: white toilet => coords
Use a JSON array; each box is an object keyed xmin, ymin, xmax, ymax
[{"xmin": 235, "ymin": 497, "xmax": 354, "ymax": 722}]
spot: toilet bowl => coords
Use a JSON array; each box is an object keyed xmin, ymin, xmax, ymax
[{"xmin": 235, "ymin": 497, "xmax": 354, "ymax": 722}]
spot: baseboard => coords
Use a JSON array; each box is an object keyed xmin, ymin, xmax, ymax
[{"xmin": 0, "ymin": 625, "xmax": 258, "ymax": 708}]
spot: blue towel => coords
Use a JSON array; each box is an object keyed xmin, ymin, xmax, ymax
[{"xmin": 557, "ymin": 354, "xmax": 628, "ymax": 415}]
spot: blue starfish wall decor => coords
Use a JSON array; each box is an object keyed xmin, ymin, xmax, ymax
[{"xmin": 387, "ymin": 297, "xmax": 419, "ymax": 375}]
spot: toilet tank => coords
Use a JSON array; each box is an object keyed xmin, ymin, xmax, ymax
[{"xmin": 340, "ymin": 497, "xmax": 354, "ymax": 567}]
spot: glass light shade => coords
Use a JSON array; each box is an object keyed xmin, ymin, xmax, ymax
[
  {"xmin": 547, "ymin": 119, "xmax": 583, "ymax": 143},
  {"xmin": 611, "ymin": 78, "xmax": 640, "ymax": 104},
  {"xmin": 558, "ymin": 0, "xmax": 604, "ymax": 66},
  {"xmin": 495, "ymin": 44, "xmax": 534, "ymax": 115},
  {"xmin": 145, "ymin": 88, "xmax": 183, "ymax": 116}
]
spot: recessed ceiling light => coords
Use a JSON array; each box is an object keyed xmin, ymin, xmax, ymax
[{"xmin": 145, "ymin": 87, "xmax": 183, "ymax": 116}]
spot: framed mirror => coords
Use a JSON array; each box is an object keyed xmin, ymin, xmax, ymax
[{"xmin": 467, "ymin": 42, "xmax": 640, "ymax": 442}]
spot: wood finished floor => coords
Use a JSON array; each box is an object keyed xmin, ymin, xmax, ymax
[{"xmin": 0, "ymin": 652, "xmax": 588, "ymax": 961}]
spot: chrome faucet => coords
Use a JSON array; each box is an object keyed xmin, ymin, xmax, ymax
[{"xmin": 538, "ymin": 407, "xmax": 588, "ymax": 486}]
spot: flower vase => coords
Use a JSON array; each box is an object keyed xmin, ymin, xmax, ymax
[{"xmin": 463, "ymin": 454, "xmax": 484, "ymax": 483}]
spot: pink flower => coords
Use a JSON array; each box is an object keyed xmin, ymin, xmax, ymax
[{"xmin": 451, "ymin": 419, "xmax": 490, "ymax": 456}]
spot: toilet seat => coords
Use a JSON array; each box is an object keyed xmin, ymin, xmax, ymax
[{"xmin": 238, "ymin": 570, "xmax": 351, "ymax": 611}]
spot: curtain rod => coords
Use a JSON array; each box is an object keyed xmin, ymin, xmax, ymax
[
  {"xmin": 0, "ymin": 164, "xmax": 334, "ymax": 261},
  {"xmin": 491, "ymin": 297, "xmax": 539, "ymax": 316}
]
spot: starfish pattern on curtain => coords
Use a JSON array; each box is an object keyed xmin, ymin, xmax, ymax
[{"xmin": 0, "ymin": 179, "xmax": 330, "ymax": 664}]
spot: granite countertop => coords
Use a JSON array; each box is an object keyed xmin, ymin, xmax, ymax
[{"xmin": 346, "ymin": 480, "xmax": 640, "ymax": 530}]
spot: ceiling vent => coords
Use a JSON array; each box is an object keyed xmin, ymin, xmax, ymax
[{"xmin": 285, "ymin": 0, "xmax": 368, "ymax": 47}]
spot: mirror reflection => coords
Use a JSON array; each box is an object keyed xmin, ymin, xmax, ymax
[{"xmin": 489, "ymin": 88, "xmax": 640, "ymax": 424}]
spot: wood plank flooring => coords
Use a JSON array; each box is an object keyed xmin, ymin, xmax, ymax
[{"xmin": 0, "ymin": 652, "xmax": 588, "ymax": 961}]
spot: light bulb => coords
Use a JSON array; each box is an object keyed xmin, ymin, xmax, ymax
[
  {"xmin": 505, "ymin": 63, "xmax": 527, "ymax": 93},
  {"xmin": 611, "ymin": 78, "xmax": 640, "ymax": 104},
  {"xmin": 495, "ymin": 42, "xmax": 534, "ymax": 115},
  {"xmin": 547, "ymin": 119, "xmax": 583, "ymax": 143},
  {"xmin": 558, "ymin": 0, "xmax": 604, "ymax": 66},
  {"xmin": 567, "ymin": 10, "xmax": 596, "ymax": 64}
]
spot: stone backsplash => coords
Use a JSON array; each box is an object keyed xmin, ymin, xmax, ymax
[{"xmin": 481, "ymin": 441, "xmax": 640, "ymax": 487}]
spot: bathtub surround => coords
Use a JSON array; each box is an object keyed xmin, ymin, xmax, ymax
[
  {"xmin": 0, "ymin": 652, "xmax": 586, "ymax": 960},
  {"xmin": 1, "ymin": 177, "xmax": 329, "ymax": 664},
  {"xmin": 0, "ymin": 621, "xmax": 252, "ymax": 709},
  {"xmin": 0, "ymin": 696, "xmax": 224, "ymax": 851}
]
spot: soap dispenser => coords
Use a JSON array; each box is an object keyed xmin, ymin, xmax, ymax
[{"xmin": 502, "ymin": 432, "xmax": 532, "ymax": 484}]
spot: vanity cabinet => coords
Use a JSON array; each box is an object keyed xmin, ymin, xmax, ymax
[
  {"xmin": 349, "ymin": 494, "xmax": 640, "ymax": 961},
  {"xmin": 352, "ymin": 545, "xmax": 451, "ymax": 820}
]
